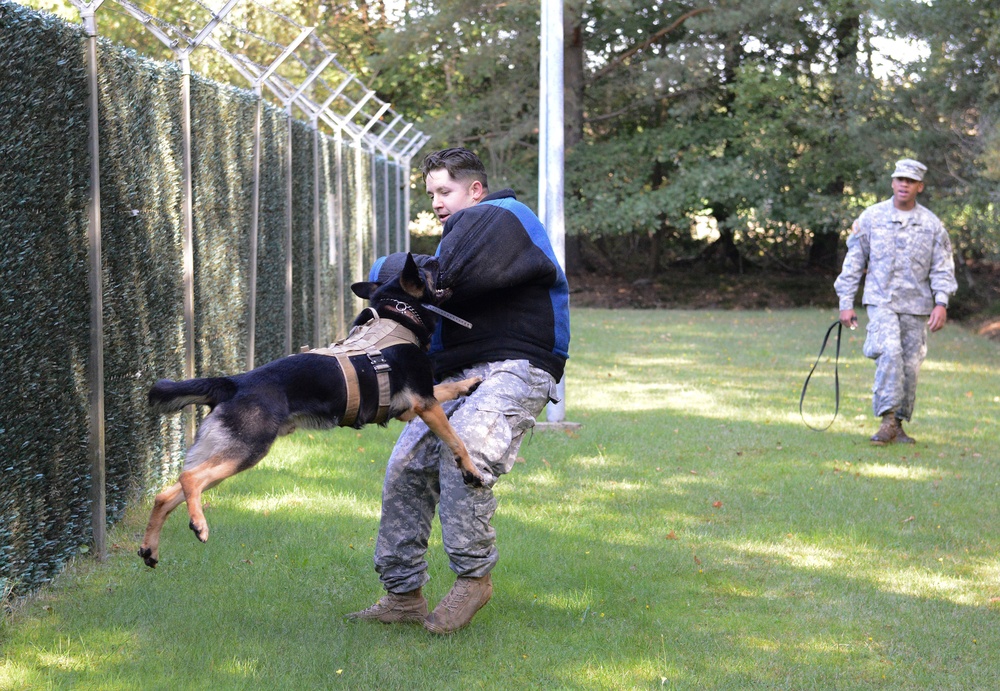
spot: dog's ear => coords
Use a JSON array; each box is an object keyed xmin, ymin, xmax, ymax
[
  {"xmin": 399, "ymin": 253, "xmax": 425, "ymax": 299},
  {"xmin": 418, "ymin": 257, "xmax": 442, "ymax": 297},
  {"xmin": 351, "ymin": 281, "xmax": 378, "ymax": 299}
]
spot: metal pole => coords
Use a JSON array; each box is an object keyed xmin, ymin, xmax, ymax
[
  {"xmin": 393, "ymin": 158, "xmax": 403, "ymax": 253},
  {"xmin": 402, "ymin": 156, "xmax": 412, "ymax": 253},
  {"xmin": 540, "ymin": 0, "xmax": 567, "ymax": 423},
  {"xmin": 370, "ymin": 145, "xmax": 379, "ymax": 259},
  {"xmin": 354, "ymin": 137, "xmax": 365, "ymax": 310},
  {"xmin": 312, "ymin": 116, "xmax": 322, "ymax": 349},
  {"xmin": 401, "ymin": 136, "xmax": 428, "ymax": 254},
  {"xmin": 247, "ymin": 88, "xmax": 261, "ymax": 370},
  {"xmin": 80, "ymin": 2, "xmax": 106, "ymax": 561},
  {"xmin": 382, "ymin": 153, "xmax": 391, "ymax": 253},
  {"xmin": 285, "ymin": 105, "xmax": 294, "ymax": 355},
  {"xmin": 180, "ymin": 54, "xmax": 197, "ymax": 443},
  {"xmin": 386, "ymin": 122, "xmax": 414, "ymax": 153},
  {"xmin": 335, "ymin": 127, "xmax": 346, "ymax": 337}
]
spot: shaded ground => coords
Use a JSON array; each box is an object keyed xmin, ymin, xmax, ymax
[
  {"xmin": 568, "ymin": 269, "xmax": 832, "ymax": 310},
  {"xmin": 568, "ymin": 262, "xmax": 1000, "ymax": 343}
]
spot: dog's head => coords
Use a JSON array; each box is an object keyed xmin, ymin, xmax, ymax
[
  {"xmin": 351, "ymin": 253, "xmax": 450, "ymax": 337},
  {"xmin": 351, "ymin": 252, "xmax": 448, "ymax": 303}
]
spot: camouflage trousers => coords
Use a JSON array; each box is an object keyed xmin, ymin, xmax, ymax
[
  {"xmin": 373, "ymin": 359, "xmax": 558, "ymax": 594},
  {"xmin": 863, "ymin": 306, "xmax": 928, "ymax": 421}
]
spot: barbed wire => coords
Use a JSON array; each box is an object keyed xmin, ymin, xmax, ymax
[{"xmin": 92, "ymin": 0, "xmax": 423, "ymax": 155}]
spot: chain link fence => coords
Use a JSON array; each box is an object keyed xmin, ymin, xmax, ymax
[{"xmin": 0, "ymin": 0, "xmax": 427, "ymax": 596}]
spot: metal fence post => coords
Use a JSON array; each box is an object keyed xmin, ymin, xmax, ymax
[
  {"xmin": 75, "ymin": 0, "xmax": 107, "ymax": 561},
  {"xmin": 540, "ymin": 0, "xmax": 568, "ymax": 424}
]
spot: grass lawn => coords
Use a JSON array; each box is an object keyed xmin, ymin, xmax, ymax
[{"xmin": 2, "ymin": 308, "xmax": 998, "ymax": 690}]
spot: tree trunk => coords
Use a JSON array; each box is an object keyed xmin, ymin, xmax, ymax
[
  {"xmin": 563, "ymin": 2, "xmax": 585, "ymax": 150},
  {"xmin": 708, "ymin": 205, "xmax": 743, "ymax": 272},
  {"xmin": 649, "ymin": 227, "xmax": 662, "ymax": 277},
  {"xmin": 809, "ymin": 233, "xmax": 841, "ymax": 272},
  {"xmin": 811, "ymin": 175, "xmax": 847, "ymax": 272},
  {"xmin": 568, "ymin": 234, "xmax": 614, "ymax": 275}
]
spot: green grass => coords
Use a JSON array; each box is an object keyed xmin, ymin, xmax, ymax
[{"xmin": 3, "ymin": 308, "xmax": 999, "ymax": 690}]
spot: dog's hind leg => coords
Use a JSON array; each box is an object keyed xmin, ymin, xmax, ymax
[
  {"xmin": 139, "ymin": 397, "xmax": 280, "ymax": 566},
  {"xmin": 417, "ymin": 402, "xmax": 484, "ymax": 487},
  {"xmin": 179, "ymin": 458, "xmax": 243, "ymax": 544},
  {"xmin": 138, "ymin": 481, "xmax": 186, "ymax": 568}
]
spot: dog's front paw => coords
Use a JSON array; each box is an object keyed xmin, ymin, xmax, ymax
[
  {"xmin": 460, "ymin": 468, "xmax": 485, "ymax": 488},
  {"xmin": 462, "ymin": 377, "xmax": 483, "ymax": 395},
  {"xmin": 454, "ymin": 453, "xmax": 486, "ymax": 487},
  {"xmin": 138, "ymin": 546, "xmax": 158, "ymax": 569},
  {"xmin": 189, "ymin": 519, "xmax": 209, "ymax": 543}
]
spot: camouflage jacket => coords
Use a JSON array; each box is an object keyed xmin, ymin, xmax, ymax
[{"xmin": 834, "ymin": 199, "xmax": 957, "ymax": 314}]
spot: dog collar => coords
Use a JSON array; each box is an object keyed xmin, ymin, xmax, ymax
[{"xmin": 385, "ymin": 300, "xmax": 426, "ymax": 328}]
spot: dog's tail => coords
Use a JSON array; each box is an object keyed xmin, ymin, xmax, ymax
[{"xmin": 148, "ymin": 377, "xmax": 237, "ymax": 414}]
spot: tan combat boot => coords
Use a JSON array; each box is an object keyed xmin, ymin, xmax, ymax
[
  {"xmin": 345, "ymin": 588, "xmax": 427, "ymax": 623},
  {"xmin": 870, "ymin": 413, "xmax": 898, "ymax": 446},
  {"xmin": 894, "ymin": 417, "xmax": 916, "ymax": 444},
  {"xmin": 423, "ymin": 575, "xmax": 493, "ymax": 635}
]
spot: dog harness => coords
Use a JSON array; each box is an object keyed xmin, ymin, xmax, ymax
[{"xmin": 305, "ymin": 308, "xmax": 421, "ymax": 427}]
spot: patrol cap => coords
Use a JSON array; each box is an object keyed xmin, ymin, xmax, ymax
[
  {"xmin": 368, "ymin": 252, "xmax": 439, "ymax": 284},
  {"xmin": 368, "ymin": 252, "xmax": 407, "ymax": 283},
  {"xmin": 891, "ymin": 158, "xmax": 927, "ymax": 181}
]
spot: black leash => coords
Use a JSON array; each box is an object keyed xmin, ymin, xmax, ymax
[{"xmin": 799, "ymin": 320, "xmax": 844, "ymax": 431}]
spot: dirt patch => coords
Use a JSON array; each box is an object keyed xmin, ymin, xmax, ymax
[{"xmin": 568, "ymin": 269, "xmax": 832, "ymax": 311}]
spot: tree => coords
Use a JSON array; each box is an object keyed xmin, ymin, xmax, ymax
[
  {"xmin": 884, "ymin": 0, "xmax": 1000, "ymax": 260},
  {"xmin": 561, "ymin": 1, "xmax": 888, "ymax": 274},
  {"xmin": 24, "ymin": 0, "xmax": 1000, "ymax": 268},
  {"xmin": 370, "ymin": 0, "xmax": 543, "ymax": 196}
]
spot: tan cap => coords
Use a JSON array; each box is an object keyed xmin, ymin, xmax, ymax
[{"xmin": 891, "ymin": 158, "xmax": 927, "ymax": 181}]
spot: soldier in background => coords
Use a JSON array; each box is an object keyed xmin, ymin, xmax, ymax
[{"xmin": 835, "ymin": 158, "xmax": 958, "ymax": 444}]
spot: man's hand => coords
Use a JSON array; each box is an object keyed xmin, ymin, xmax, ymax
[
  {"xmin": 839, "ymin": 309, "xmax": 858, "ymax": 330},
  {"xmin": 928, "ymin": 304, "xmax": 947, "ymax": 332}
]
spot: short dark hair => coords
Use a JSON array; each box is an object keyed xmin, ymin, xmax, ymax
[{"xmin": 420, "ymin": 148, "xmax": 489, "ymax": 192}]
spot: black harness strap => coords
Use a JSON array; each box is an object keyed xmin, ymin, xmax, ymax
[
  {"xmin": 799, "ymin": 320, "xmax": 843, "ymax": 432},
  {"xmin": 305, "ymin": 310, "xmax": 420, "ymax": 426}
]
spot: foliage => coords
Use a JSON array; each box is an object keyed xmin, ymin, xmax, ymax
[
  {"xmin": 3, "ymin": 308, "xmax": 999, "ymax": 687},
  {"xmin": 374, "ymin": 0, "xmax": 1000, "ymax": 268},
  {"xmin": 1, "ymin": 0, "xmax": 95, "ymax": 597},
  {"xmin": 15, "ymin": 0, "xmax": 1000, "ymax": 264},
  {"xmin": 371, "ymin": 0, "xmax": 544, "ymax": 195},
  {"xmin": 883, "ymin": 0, "xmax": 1000, "ymax": 259}
]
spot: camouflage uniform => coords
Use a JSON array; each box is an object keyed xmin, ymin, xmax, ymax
[
  {"xmin": 374, "ymin": 359, "xmax": 557, "ymax": 593},
  {"xmin": 834, "ymin": 198, "xmax": 957, "ymax": 420}
]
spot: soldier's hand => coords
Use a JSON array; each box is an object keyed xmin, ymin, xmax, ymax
[
  {"xmin": 928, "ymin": 305, "xmax": 947, "ymax": 332},
  {"xmin": 839, "ymin": 309, "xmax": 858, "ymax": 330}
]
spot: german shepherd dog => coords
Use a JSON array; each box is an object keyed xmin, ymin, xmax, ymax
[{"xmin": 138, "ymin": 254, "xmax": 483, "ymax": 568}]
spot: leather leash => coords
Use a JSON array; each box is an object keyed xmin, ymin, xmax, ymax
[{"xmin": 799, "ymin": 320, "xmax": 843, "ymax": 431}]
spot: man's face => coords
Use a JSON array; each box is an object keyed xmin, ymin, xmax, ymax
[
  {"xmin": 425, "ymin": 168, "xmax": 483, "ymax": 224},
  {"xmin": 891, "ymin": 177, "xmax": 924, "ymax": 209}
]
